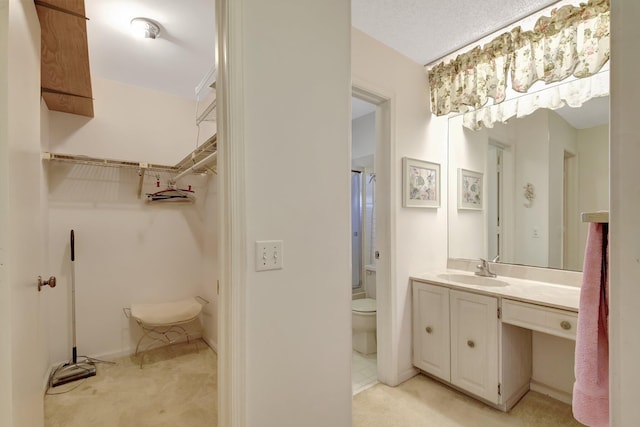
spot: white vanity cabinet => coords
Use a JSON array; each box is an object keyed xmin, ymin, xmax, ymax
[
  {"xmin": 449, "ymin": 289, "xmax": 500, "ymax": 403},
  {"xmin": 412, "ymin": 282, "xmax": 450, "ymax": 382},
  {"xmin": 412, "ymin": 280, "xmax": 532, "ymax": 410}
]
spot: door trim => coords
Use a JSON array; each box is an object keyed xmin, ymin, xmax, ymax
[
  {"xmin": 352, "ymin": 80, "xmax": 398, "ymax": 385},
  {"xmin": 216, "ymin": 0, "xmax": 247, "ymax": 425}
]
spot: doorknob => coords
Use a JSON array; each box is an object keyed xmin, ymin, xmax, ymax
[{"xmin": 38, "ymin": 276, "xmax": 57, "ymax": 292}]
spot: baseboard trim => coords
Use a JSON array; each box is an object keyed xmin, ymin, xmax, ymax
[
  {"xmin": 398, "ymin": 366, "xmax": 419, "ymax": 384},
  {"xmin": 530, "ymin": 380, "xmax": 573, "ymax": 404},
  {"xmin": 46, "ymin": 333, "xmax": 206, "ymax": 378},
  {"xmin": 202, "ymin": 336, "xmax": 218, "ymax": 354}
]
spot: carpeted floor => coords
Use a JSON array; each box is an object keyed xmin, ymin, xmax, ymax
[
  {"xmin": 353, "ymin": 374, "xmax": 585, "ymax": 427},
  {"xmin": 45, "ymin": 340, "xmax": 217, "ymax": 427},
  {"xmin": 46, "ymin": 343, "xmax": 583, "ymax": 427}
]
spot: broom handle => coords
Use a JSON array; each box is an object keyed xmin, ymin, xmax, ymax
[{"xmin": 71, "ymin": 230, "xmax": 77, "ymax": 364}]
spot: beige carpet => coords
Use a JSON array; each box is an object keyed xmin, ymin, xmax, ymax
[
  {"xmin": 353, "ymin": 374, "xmax": 585, "ymax": 427},
  {"xmin": 45, "ymin": 340, "xmax": 217, "ymax": 427}
]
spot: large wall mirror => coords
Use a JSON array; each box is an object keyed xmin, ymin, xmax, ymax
[{"xmin": 448, "ymin": 78, "xmax": 609, "ymax": 271}]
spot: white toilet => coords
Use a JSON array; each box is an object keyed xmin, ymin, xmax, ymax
[
  {"xmin": 352, "ymin": 298, "xmax": 377, "ymax": 354},
  {"xmin": 352, "ymin": 265, "xmax": 377, "ymax": 354}
]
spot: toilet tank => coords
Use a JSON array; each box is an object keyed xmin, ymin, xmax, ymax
[{"xmin": 364, "ymin": 265, "xmax": 376, "ymax": 299}]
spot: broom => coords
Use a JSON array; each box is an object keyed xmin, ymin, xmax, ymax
[{"xmin": 50, "ymin": 230, "xmax": 97, "ymax": 387}]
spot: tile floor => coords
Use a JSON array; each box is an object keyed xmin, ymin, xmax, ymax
[{"xmin": 352, "ymin": 350, "xmax": 378, "ymax": 395}]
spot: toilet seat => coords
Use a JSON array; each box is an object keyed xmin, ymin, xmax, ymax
[{"xmin": 352, "ymin": 298, "xmax": 377, "ymax": 313}]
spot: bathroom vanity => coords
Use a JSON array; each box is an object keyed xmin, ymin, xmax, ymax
[{"xmin": 411, "ymin": 271, "xmax": 579, "ymax": 411}]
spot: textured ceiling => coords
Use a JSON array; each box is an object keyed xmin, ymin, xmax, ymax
[
  {"xmin": 85, "ymin": 0, "xmax": 215, "ymax": 100},
  {"xmin": 84, "ymin": 0, "xmax": 599, "ymax": 115},
  {"xmin": 84, "ymin": 0, "xmax": 562, "ymax": 100},
  {"xmin": 351, "ymin": 0, "xmax": 559, "ymax": 65}
]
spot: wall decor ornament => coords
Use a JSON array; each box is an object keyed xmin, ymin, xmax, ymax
[
  {"xmin": 458, "ymin": 168, "xmax": 483, "ymax": 210},
  {"xmin": 402, "ymin": 157, "xmax": 440, "ymax": 208},
  {"xmin": 523, "ymin": 182, "xmax": 535, "ymax": 208}
]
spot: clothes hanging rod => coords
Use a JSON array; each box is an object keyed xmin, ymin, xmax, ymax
[{"xmin": 581, "ymin": 211, "xmax": 609, "ymax": 223}]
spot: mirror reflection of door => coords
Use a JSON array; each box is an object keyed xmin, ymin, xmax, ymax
[
  {"xmin": 487, "ymin": 141, "xmax": 504, "ymax": 263},
  {"xmin": 351, "ymin": 170, "xmax": 363, "ymax": 288},
  {"xmin": 563, "ymin": 151, "xmax": 578, "ymax": 270}
]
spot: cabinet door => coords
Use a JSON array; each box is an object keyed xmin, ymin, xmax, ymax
[
  {"xmin": 412, "ymin": 282, "xmax": 450, "ymax": 382},
  {"xmin": 450, "ymin": 290, "xmax": 499, "ymax": 403}
]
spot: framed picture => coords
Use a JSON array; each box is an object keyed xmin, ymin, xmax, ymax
[
  {"xmin": 402, "ymin": 157, "xmax": 440, "ymax": 208},
  {"xmin": 458, "ymin": 168, "xmax": 483, "ymax": 210}
]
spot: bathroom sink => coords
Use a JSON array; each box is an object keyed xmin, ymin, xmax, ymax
[{"xmin": 436, "ymin": 273, "xmax": 509, "ymax": 287}]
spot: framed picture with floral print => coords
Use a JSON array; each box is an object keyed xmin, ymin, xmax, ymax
[
  {"xmin": 402, "ymin": 157, "xmax": 440, "ymax": 208},
  {"xmin": 458, "ymin": 168, "xmax": 483, "ymax": 210}
]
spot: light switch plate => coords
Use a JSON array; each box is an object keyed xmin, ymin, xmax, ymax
[{"xmin": 255, "ymin": 240, "xmax": 283, "ymax": 271}]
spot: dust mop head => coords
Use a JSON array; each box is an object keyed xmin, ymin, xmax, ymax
[{"xmin": 51, "ymin": 362, "xmax": 96, "ymax": 387}]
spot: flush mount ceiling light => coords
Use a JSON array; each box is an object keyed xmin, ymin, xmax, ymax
[{"xmin": 130, "ymin": 17, "xmax": 161, "ymax": 39}]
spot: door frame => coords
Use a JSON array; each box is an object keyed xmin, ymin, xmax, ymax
[{"xmin": 352, "ymin": 82, "xmax": 396, "ymax": 386}]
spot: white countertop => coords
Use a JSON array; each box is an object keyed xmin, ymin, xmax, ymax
[{"xmin": 411, "ymin": 270, "xmax": 580, "ymax": 312}]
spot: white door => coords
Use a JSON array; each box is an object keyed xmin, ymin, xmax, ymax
[
  {"xmin": 412, "ymin": 282, "xmax": 450, "ymax": 382},
  {"xmin": 1, "ymin": 3, "xmax": 48, "ymax": 425},
  {"xmin": 450, "ymin": 290, "xmax": 499, "ymax": 404}
]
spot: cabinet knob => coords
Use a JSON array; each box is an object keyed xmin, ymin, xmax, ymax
[
  {"xmin": 560, "ymin": 320, "xmax": 572, "ymax": 330},
  {"xmin": 467, "ymin": 340, "xmax": 475, "ymax": 348},
  {"xmin": 425, "ymin": 326, "xmax": 433, "ymax": 334}
]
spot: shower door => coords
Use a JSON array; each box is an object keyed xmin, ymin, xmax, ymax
[{"xmin": 351, "ymin": 170, "xmax": 362, "ymax": 288}]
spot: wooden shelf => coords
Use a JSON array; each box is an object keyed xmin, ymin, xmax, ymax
[{"xmin": 35, "ymin": 0, "xmax": 94, "ymax": 117}]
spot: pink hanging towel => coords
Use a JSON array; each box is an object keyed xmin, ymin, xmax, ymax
[{"xmin": 573, "ymin": 222, "xmax": 609, "ymax": 427}]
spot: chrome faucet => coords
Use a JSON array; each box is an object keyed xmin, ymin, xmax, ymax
[{"xmin": 475, "ymin": 258, "xmax": 497, "ymax": 278}]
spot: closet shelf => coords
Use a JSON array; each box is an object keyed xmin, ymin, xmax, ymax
[
  {"xmin": 174, "ymin": 134, "xmax": 217, "ymax": 173},
  {"xmin": 41, "ymin": 152, "xmax": 181, "ymax": 172},
  {"xmin": 195, "ymin": 66, "xmax": 217, "ymax": 125},
  {"xmin": 196, "ymin": 98, "xmax": 216, "ymax": 125},
  {"xmin": 42, "ymin": 136, "xmax": 217, "ymax": 198}
]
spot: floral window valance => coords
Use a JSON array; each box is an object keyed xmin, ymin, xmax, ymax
[{"xmin": 428, "ymin": 0, "xmax": 610, "ymax": 117}]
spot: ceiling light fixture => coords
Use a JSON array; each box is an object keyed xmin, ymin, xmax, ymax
[{"xmin": 130, "ymin": 17, "xmax": 161, "ymax": 39}]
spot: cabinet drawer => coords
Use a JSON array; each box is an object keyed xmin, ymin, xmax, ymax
[{"xmin": 502, "ymin": 299, "xmax": 577, "ymax": 341}]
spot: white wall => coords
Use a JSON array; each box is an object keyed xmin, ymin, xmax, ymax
[
  {"xmin": 352, "ymin": 28, "xmax": 449, "ymax": 385},
  {"xmin": 240, "ymin": 1, "xmax": 352, "ymax": 425},
  {"xmin": 531, "ymin": 333, "xmax": 576, "ymax": 400},
  {"xmin": 201, "ymin": 174, "xmax": 219, "ymax": 350},
  {"xmin": 45, "ymin": 77, "xmax": 211, "ymax": 361},
  {"xmin": 514, "ymin": 110, "xmax": 550, "ymax": 267},
  {"xmin": 548, "ymin": 111, "xmax": 577, "ymax": 269},
  {"xmin": 352, "ymin": 111, "xmax": 375, "ymax": 166},
  {"xmin": 0, "ymin": 1, "xmax": 12, "ymax": 423},
  {"xmin": 577, "ymin": 124, "xmax": 608, "ymax": 262},
  {"xmin": 47, "ymin": 77, "xmax": 199, "ymax": 164},
  {"xmin": 448, "ymin": 116, "xmax": 487, "ymax": 260},
  {"xmin": 1, "ymin": 2, "xmax": 48, "ymax": 426},
  {"xmin": 610, "ymin": 0, "xmax": 640, "ymax": 423}
]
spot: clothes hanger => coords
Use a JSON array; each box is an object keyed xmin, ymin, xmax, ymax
[{"xmin": 146, "ymin": 179, "xmax": 195, "ymax": 203}]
